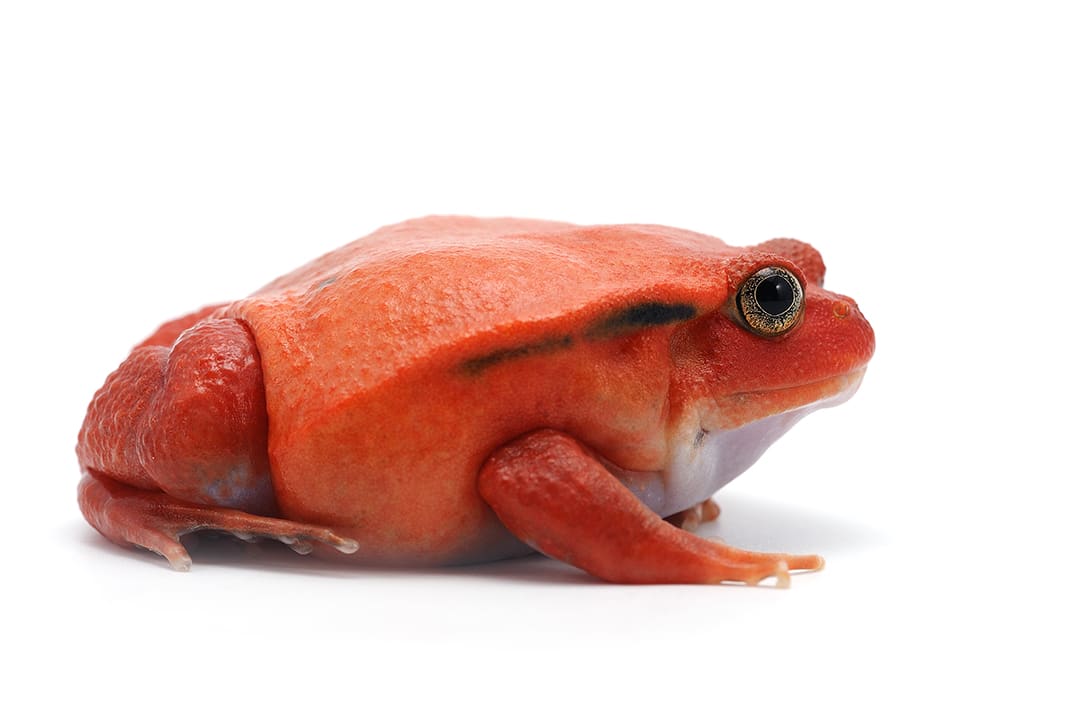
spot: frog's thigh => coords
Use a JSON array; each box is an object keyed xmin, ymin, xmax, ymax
[
  {"xmin": 477, "ymin": 430, "xmax": 821, "ymax": 586},
  {"xmin": 77, "ymin": 317, "xmax": 360, "ymax": 570}
]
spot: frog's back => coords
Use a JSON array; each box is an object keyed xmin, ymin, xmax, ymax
[{"xmin": 230, "ymin": 216, "xmax": 742, "ymax": 436}]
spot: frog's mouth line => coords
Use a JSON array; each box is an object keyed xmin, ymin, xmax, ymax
[
  {"xmin": 708, "ymin": 367, "xmax": 868, "ymax": 430},
  {"xmin": 614, "ymin": 367, "xmax": 867, "ymax": 518}
]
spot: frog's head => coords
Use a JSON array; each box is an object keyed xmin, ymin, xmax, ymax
[
  {"xmin": 659, "ymin": 238, "xmax": 875, "ymax": 511},
  {"xmin": 680, "ymin": 237, "xmax": 874, "ymax": 425}
]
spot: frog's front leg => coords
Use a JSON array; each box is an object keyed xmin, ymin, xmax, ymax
[{"xmin": 478, "ymin": 430, "xmax": 821, "ymax": 586}]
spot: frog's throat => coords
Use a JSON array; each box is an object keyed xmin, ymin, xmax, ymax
[{"xmin": 611, "ymin": 368, "xmax": 866, "ymax": 518}]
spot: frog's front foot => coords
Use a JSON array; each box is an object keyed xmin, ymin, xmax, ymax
[
  {"xmin": 479, "ymin": 430, "xmax": 822, "ymax": 586},
  {"xmin": 78, "ymin": 472, "xmax": 359, "ymax": 570},
  {"xmin": 666, "ymin": 498, "xmax": 721, "ymax": 532}
]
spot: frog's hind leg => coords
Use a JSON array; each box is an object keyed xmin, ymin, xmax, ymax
[
  {"xmin": 78, "ymin": 471, "xmax": 358, "ymax": 571},
  {"xmin": 76, "ymin": 315, "xmax": 358, "ymax": 569},
  {"xmin": 478, "ymin": 430, "xmax": 822, "ymax": 586}
]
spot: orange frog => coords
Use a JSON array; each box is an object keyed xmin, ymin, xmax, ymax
[{"xmin": 78, "ymin": 216, "xmax": 874, "ymax": 585}]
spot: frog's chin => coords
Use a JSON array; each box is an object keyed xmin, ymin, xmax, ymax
[{"xmin": 613, "ymin": 368, "xmax": 866, "ymax": 518}]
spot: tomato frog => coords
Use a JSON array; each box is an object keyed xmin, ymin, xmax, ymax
[{"xmin": 77, "ymin": 216, "xmax": 874, "ymax": 586}]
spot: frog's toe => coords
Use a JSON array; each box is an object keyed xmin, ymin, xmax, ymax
[
  {"xmin": 704, "ymin": 540, "xmax": 824, "ymax": 587},
  {"xmin": 746, "ymin": 560, "xmax": 790, "ymax": 589},
  {"xmin": 666, "ymin": 498, "xmax": 721, "ymax": 531},
  {"xmin": 78, "ymin": 471, "xmax": 358, "ymax": 569},
  {"xmin": 279, "ymin": 536, "xmax": 315, "ymax": 555},
  {"xmin": 141, "ymin": 528, "xmax": 194, "ymax": 572}
]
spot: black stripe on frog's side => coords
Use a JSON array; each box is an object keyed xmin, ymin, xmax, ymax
[
  {"xmin": 459, "ymin": 301, "xmax": 697, "ymax": 375},
  {"xmin": 586, "ymin": 301, "xmax": 698, "ymax": 339},
  {"xmin": 460, "ymin": 334, "xmax": 574, "ymax": 375}
]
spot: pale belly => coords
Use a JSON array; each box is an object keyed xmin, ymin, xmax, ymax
[{"xmin": 612, "ymin": 383, "xmax": 860, "ymax": 517}]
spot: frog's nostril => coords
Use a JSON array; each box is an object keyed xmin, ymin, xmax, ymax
[{"xmin": 832, "ymin": 300, "xmax": 850, "ymax": 319}]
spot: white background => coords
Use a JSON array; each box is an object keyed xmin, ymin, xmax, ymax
[{"xmin": 3, "ymin": 2, "xmax": 1077, "ymax": 718}]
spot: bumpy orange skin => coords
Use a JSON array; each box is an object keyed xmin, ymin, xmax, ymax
[
  {"xmin": 78, "ymin": 313, "xmax": 277, "ymax": 522},
  {"xmin": 77, "ymin": 216, "xmax": 874, "ymax": 573}
]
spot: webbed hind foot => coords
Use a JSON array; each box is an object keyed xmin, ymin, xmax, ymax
[{"xmin": 78, "ymin": 472, "xmax": 359, "ymax": 570}]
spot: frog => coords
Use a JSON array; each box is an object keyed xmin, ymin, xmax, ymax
[{"xmin": 77, "ymin": 216, "xmax": 874, "ymax": 586}]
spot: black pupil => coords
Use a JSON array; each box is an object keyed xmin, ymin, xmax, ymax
[{"xmin": 755, "ymin": 275, "xmax": 795, "ymax": 316}]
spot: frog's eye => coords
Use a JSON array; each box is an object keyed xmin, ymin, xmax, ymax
[{"xmin": 736, "ymin": 266, "xmax": 804, "ymax": 337}]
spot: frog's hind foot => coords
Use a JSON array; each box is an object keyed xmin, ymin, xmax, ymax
[{"xmin": 78, "ymin": 472, "xmax": 359, "ymax": 570}]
